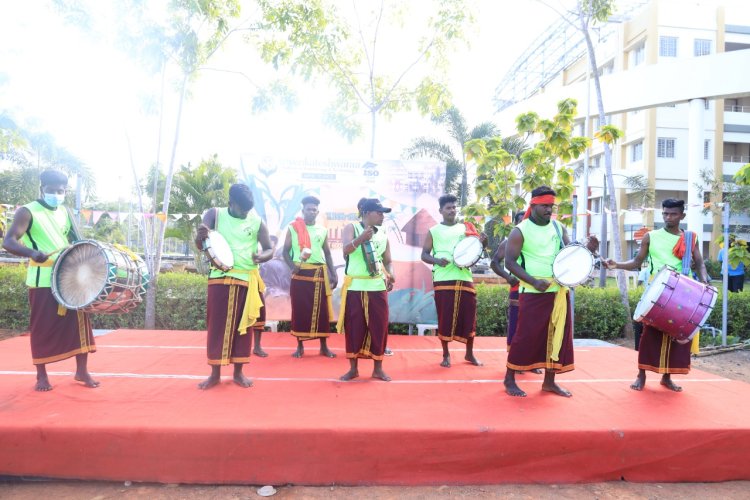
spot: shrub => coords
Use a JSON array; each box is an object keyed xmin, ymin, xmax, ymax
[{"xmin": 1, "ymin": 265, "xmax": 749, "ymax": 340}]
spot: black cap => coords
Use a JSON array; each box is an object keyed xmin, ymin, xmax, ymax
[{"xmin": 360, "ymin": 198, "xmax": 392, "ymax": 213}]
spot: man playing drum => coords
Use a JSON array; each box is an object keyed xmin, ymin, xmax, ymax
[
  {"xmin": 338, "ymin": 198, "xmax": 395, "ymax": 381},
  {"xmin": 283, "ymin": 195, "xmax": 338, "ymax": 358},
  {"xmin": 491, "ymin": 212, "xmax": 542, "ymax": 375},
  {"xmin": 2, "ymin": 170, "xmax": 98, "ymax": 391},
  {"xmin": 605, "ymin": 198, "xmax": 710, "ymax": 392},
  {"xmin": 503, "ymin": 186, "xmax": 598, "ymax": 398},
  {"xmin": 194, "ymin": 183, "xmax": 273, "ymax": 390},
  {"xmin": 421, "ymin": 194, "xmax": 484, "ymax": 367}
]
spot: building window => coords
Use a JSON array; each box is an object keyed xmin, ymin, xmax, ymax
[
  {"xmin": 631, "ymin": 141, "xmax": 643, "ymax": 162},
  {"xmin": 694, "ymin": 39, "xmax": 711, "ymax": 56},
  {"xmin": 633, "ymin": 42, "xmax": 645, "ymax": 66},
  {"xmin": 704, "ymin": 140, "xmax": 710, "ymax": 160},
  {"xmin": 659, "ymin": 36, "xmax": 677, "ymax": 57},
  {"xmin": 657, "ymin": 138, "xmax": 676, "ymax": 158}
]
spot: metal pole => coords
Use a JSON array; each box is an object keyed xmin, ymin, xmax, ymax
[
  {"xmin": 598, "ymin": 173, "xmax": 608, "ymax": 287},
  {"xmin": 570, "ymin": 195, "xmax": 578, "ymax": 338},
  {"xmin": 722, "ymin": 202, "xmax": 729, "ymax": 347}
]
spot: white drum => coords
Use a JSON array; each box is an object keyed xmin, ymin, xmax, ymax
[
  {"xmin": 452, "ymin": 236, "xmax": 484, "ymax": 268},
  {"xmin": 552, "ymin": 244, "xmax": 595, "ymax": 287},
  {"xmin": 203, "ymin": 230, "xmax": 234, "ymax": 272}
]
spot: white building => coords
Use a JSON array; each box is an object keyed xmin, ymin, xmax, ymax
[{"xmin": 494, "ymin": 0, "xmax": 750, "ymax": 260}]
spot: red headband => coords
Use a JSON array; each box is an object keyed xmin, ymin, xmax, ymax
[{"xmin": 523, "ymin": 194, "xmax": 557, "ymax": 220}]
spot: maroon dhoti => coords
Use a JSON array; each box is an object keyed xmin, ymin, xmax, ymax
[
  {"xmin": 28, "ymin": 288, "xmax": 95, "ymax": 365},
  {"xmin": 290, "ymin": 265, "xmax": 333, "ymax": 340},
  {"xmin": 433, "ymin": 280, "xmax": 476, "ymax": 344},
  {"xmin": 506, "ymin": 292, "xmax": 574, "ymax": 373},
  {"xmin": 636, "ymin": 324, "xmax": 691, "ymax": 374},
  {"xmin": 206, "ymin": 278, "xmax": 265, "ymax": 366},
  {"xmin": 343, "ymin": 290, "xmax": 388, "ymax": 360}
]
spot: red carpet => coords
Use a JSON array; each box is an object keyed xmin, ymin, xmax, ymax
[{"xmin": 1, "ymin": 330, "xmax": 749, "ymax": 485}]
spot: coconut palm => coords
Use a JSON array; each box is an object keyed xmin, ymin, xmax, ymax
[{"xmin": 404, "ymin": 107, "xmax": 524, "ymax": 206}]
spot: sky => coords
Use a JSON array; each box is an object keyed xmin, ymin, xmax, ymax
[{"xmin": 0, "ymin": 0, "xmax": 564, "ymax": 203}]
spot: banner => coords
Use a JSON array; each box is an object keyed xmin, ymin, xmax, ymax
[{"xmin": 241, "ymin": 157, "xmax": 446, "ymax": 324}]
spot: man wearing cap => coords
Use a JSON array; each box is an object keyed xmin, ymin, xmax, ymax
[
  {"xmin": 194, "ymin": 183, "xmax": 274, "ymax": 390},
  {"xmin": 283, "ymin": 195, "xmax": 338, "ymax": 358},
  {"xmin": 502, "ymin": 186, "xmax": 597, "ymax": 398},
  {"xmin": 3, "ymin": 169, "xmax": 98, "ymax": 391},
  {"xmin": 337, "ymin": 198, "xmax": 395, "ymax": 381},
  {"xmin": 421, "ymin": 194, "xmax": 484, "ymax": 367}
]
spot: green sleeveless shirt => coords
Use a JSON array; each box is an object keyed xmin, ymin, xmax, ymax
[
  {"xmin": 346, "ymin": 223, "xmax": 387, "ymax": 292},
  {"xmin": 208, "ymin": 208, "xmax": 261, "ymax": 282},
  {"xmin": 429, "ymin": 222, "xmax": 473, "ymax": 282},
  {"xmin": 288, "ymin": 223, "xmax": 328, "ymax": 264},
  {"xmin": 648, "ymin": 228, "xmax": 684, "ymax": 277},
  {"xmin": 517, "ymin": 218, "xmax": 563, "ymax": 293},
  {"xmin": 22, "ymin": 201, "xmax": 72, "ymax": 288}
]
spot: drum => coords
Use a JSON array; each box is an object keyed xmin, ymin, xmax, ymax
[
  {"xmin": 633, "ymin": 266, "xmax": 718, "ymax": 343},
  {"xmin": 552, "ymin": 243, "xmax": 595, "ymax": 287},
  {"xmin": 51, "ymin": 240, "xmax": 149, "ymax": 314},
  {"xmin": 452, "ymin": 236, "xmax": 484, "ymax": 268},
  {"xmin": 203, "ymin": 230, "xmax": 234, "ymax": 272}
]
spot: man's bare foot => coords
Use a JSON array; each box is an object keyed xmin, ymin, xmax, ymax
[
  {"xmin": 440, "ymin": 355, "xmax": 451, "ymax": 368},
  {"xmin": 542, "ymin": 382, "xmax": 572, "ymax": 397},
  {"xmin": 372, "ymin": 368, "xmax": 391, "ymax": 381},
  {"xmin": 233, "ymin": 372, "xmax": 254, "ymax": 388},
  {"xmin": 198, "ymin": 375, "xmax": 221, "ymax": 390},
  {"xmin": 530, "ymin": 368, "xmax": 543, "ymax": 374},
  {"xmin": 74, "ymin": 373, "xmax": 100, "ymax": 388},
  {"xmin": 339, "ymin": 369, "xmax": 359, "ymax": 381},
  {"xmin": 465, "ymin": 354, "xmax": 483, "ymax": 366},
  {"xmin": 320, "ymin": 347, "xmax": 337, "ymax": 358},
  {"xmin": 504, "ymin": 380, "xmax": 527, "ymax": 397},
  {"xmin": 35, "ymin": 376, "xmax": 52, "ymax": 392},
  {"xmin": 630, "ymin": 374, "xmax": 646, "ymax": 391},
  {"xmin": 292, "ymin": 345, "xmax": 304, "ymax": 358},
  {"xmin": 660, "ymin": 375, "xmax": 682, "ymax": 392},
  {"xmin": 253, "ymin": 348, "xmax": 269, "ymax": 358}
]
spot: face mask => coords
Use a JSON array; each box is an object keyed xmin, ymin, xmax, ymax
[{"xmin": 43, "ymin": 193, "xmax": 65, "ymax": 208}]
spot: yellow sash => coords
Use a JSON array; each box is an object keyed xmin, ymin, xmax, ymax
[
  {"xmin": 519, "ymin": 276, "xmax": 569, "ymax": 362},
  {"xmin": 335, "ymin": 274, "xmax": 381, "ymax": 335},
  {"xmin": 237, "ymin": 269, "xmax": 266, "ymax": 334}
]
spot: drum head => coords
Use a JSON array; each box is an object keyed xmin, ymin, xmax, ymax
[
  {"xmin": 633, "ymin": 266, "xmax": 671, "ymax": 320},
  {"xmin": 453, "ymin": 236, "xmax": 483, "ymax": 268},
  {"xmin": 552, "ymin": 244, "xmax": 594, "ymax": 287},
  {"xmin": 206, "ymin": 231, "xmax": 234, "ymax": 271},
  {"xmin": 54, "ymin": 241, "xmax": 108, "ymax": 308}
]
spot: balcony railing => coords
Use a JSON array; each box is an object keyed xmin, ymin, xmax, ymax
[
  {"xmin": 724, "ymin": 105, "xmax": 750, "ymax": 113},
  {"xmin": 723, "ymin": 155, "xmax": 750, "ymax": 163}
]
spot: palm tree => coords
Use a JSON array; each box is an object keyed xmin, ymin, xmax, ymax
[{"xmin": 403, "ymin": 107, "xmax": 503, "ymax": 205}]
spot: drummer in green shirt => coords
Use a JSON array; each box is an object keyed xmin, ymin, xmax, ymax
[
  {"xmin": 606, "ymin": 198, "xmax": 709, "ymax": 392},
  {"xmin": 421, "ymin": 194, "xmax": 485, "ymax": 368}
]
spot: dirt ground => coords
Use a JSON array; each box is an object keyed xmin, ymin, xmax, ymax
[{"xmin": 2, "ymin": 329, "xmax": 749, "ymax": 499}]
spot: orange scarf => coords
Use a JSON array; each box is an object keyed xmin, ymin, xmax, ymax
[
  {"xmin": 463, "ymin": 221, "xmax": 479, "ymax": 237},
  {"xmin": 291, "ymin": 217, "xmax": 311, "ymax": 252},
  {"xmin": 672, "ymin": 231, "xmax": 696, "ymax": 259}
]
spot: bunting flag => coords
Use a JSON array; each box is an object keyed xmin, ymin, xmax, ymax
[
  {"xmin": 92, "ymin": 211, "xmax": 104, "ymax": 224},
  {"xmin": 156, "ymin": 213, "xmax": 168, "ymax": 223}
]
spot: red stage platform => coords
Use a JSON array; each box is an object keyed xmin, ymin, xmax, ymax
[{"xmin": 1, "ymin": 330, "xmax": 749, "ymax": 485}]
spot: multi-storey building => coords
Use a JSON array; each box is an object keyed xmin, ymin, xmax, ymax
[{"xmin": 494, "ymin": 0, "xmax": 750, "ymax": 260}]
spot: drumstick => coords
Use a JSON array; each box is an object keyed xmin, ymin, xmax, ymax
[{"xmin": 44, "ymin": 246, "xmax": 69, "ymax": 258}]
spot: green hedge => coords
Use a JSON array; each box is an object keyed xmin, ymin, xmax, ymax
[{"xmin": 1, "ymin": 265, "xmax": 749, "ymax": 340}]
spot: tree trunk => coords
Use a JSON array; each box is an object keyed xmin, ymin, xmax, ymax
[
  {"xmin": 144, "ymin": 74, "xmax": 189, "ymax": 329},
  {"xmin": 370, "ymin": 110, "xmax": 376, "ymax": 158},
  {"xmin": 582, "ymin": 20, "xmax": 634, "ymax": 340}
]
